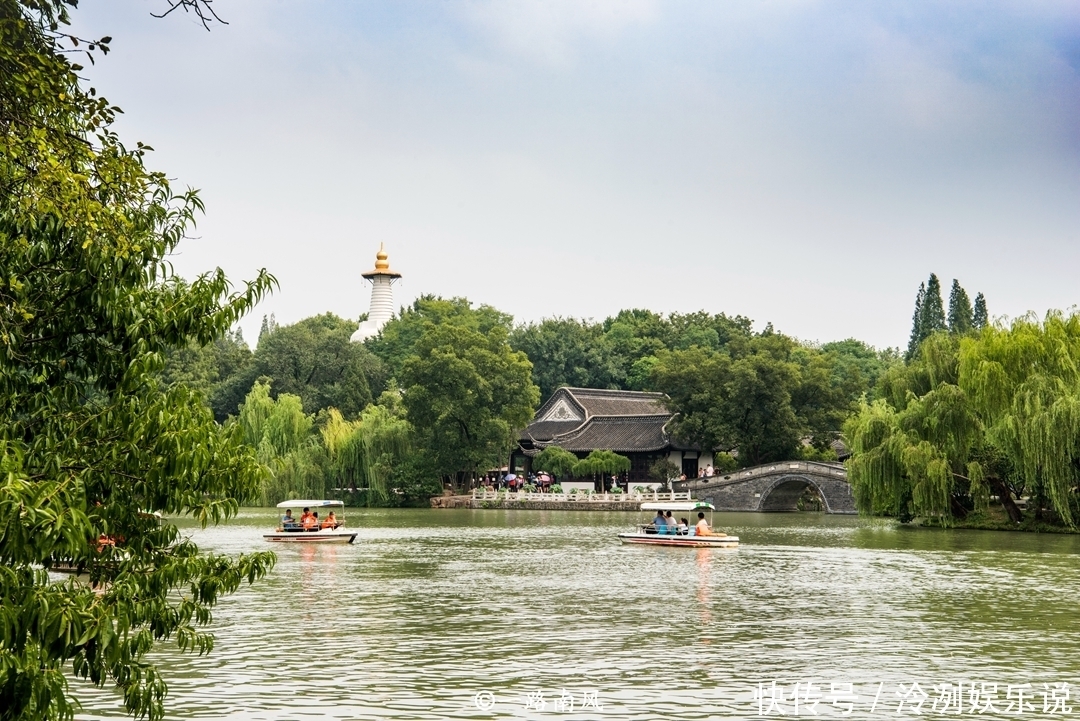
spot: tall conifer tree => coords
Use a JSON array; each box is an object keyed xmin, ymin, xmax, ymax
[
  {"xmin": 906, "ymin": 282, "xmax": 926, "ymax": 360},
  {"xmin": 947, "ymin": 279, "xmax": 973, "ymax": 334},
  {"xmin": 920, "ymin": 274, "xmax": 947, "ymax": 339},
  {"xmin": 972, "ymin": 293, "xmax": 989, "ymax": 329}
]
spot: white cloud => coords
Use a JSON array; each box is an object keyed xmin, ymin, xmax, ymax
[{"xmin": 459, "ymin": 0, "xmax": 658, "ymax": 67}]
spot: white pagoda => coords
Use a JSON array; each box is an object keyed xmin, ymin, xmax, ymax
[{"xmin": 350, "ymin": 243, "xmax": 402, "ymax": 343}]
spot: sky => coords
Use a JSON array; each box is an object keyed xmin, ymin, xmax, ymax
[{"xmin": 69, "ymin": 0, "xmax": 1080, "ymax": 350}]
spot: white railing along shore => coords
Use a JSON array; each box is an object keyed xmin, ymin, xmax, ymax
[{"xmin": 470, "ymin": 489, "xmax": 691, "ymax": 503}]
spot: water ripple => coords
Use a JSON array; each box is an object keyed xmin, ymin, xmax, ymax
[{"xmin": 75, "ymin": 510, "xmax": 1080, "ymax": 720}]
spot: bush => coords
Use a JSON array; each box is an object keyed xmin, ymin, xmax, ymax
[
  {"xmin": 551, "ymin": 484, "xmax": 563, "ymax": 493},
  {"xmin": 714, "ymin": 452, "xmax": 738, "ymax": 473}
]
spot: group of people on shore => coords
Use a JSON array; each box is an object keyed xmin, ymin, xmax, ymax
[
  {"xmin": 650, "ymin": 510, "xmax": 722, "ymax": 537},
  {"xmin": 280, "ymin": 507, "xmax": 339, "ymax": 531},
  {"xmin": 676, "ymin": 464, "xmax": 717, "ymax": 482}
]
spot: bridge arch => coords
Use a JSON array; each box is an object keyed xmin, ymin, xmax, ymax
[
  {"xmin": 674, "ymin": 461, "xmax": 856, "ymax": 514},
  {"xmin": 757, "ymin": 474, "xmax": 829, "ymax": 512}
]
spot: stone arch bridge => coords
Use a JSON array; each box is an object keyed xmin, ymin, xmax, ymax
[{"xmin": 673, "ymin": 461, "xmax": 856, "ymax": 514}]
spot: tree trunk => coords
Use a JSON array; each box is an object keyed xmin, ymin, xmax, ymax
[{"xmin": 988, "ymin": 476, "xmax": 1023, "ymax": 524}]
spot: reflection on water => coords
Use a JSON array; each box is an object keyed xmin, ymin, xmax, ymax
[
  {"xmin": 696, "ymin": 548, "xmax": 711, "ymax": 628},
  {"xmin": 74, "ymin": 510, "xmax": 1080, "ymax": 720}
]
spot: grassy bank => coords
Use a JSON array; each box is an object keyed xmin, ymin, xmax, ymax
[{"xmin": 918, "ymin": 505, "xmax": 1079, "ymax": 534}]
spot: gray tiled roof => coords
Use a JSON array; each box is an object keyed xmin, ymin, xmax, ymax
[
  {"xmin": 521, "ymin": 387, "xmax": 681, "ymax": 453},
  {"xmin": 563, "ymin": 388, "xmax": 669, "ymax": 417},
  {"xmin": 548, "ymin": 416, "xmax": 670, "ymax": 453},
  {"xmin": 523, "ymin": 420, "xmax": 583, "ymax": 442}
]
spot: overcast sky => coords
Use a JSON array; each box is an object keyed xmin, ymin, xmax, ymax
[{"xmin": 70, "ymin": 1, "xmax": 1080, "ymax": 349}]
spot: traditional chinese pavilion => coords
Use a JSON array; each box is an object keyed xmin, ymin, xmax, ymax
[{"xmin": 512, "ymin": 387, "xmax": 712, "ymax": 484}]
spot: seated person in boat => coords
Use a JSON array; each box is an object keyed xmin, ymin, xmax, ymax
[
  {"xmin": 664, "ymin": 510, "xmax": 676, "ymax": 532},
  {"xmin": 303, "ymin": 511, "xmax": 319, "ymax": 530},
  {"xmin": 281, "ymin": 509, "xmax": 297, "ymax": 529},
  {"xmin": 650, "ymin": 510, "xmax": 666, "ymax": 533},
  {"xmin": 695, "ymin": 511, "xmax": 726, "ymax": 537},
  {"xmin": 678, "ymin": 517, "xmax": 689, "ymax": 535},
  {"xmin": 321, "ymin": 511, "xmax": 338, "ymax": 529}
]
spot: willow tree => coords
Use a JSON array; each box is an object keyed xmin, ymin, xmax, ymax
[
  {"xmin": 846, "ymin": 314, "xmax": 1080, "ymax": 526},
  {"xmin": 322, "ymin": 401, "xmax": 412, "ymax": 505},
  {"xmin": 532, "ymin": 446, "xmax": 579, "ymax": 479},
  {"xmin": 1, "ymin": 2, "xmax": 275, "ymax": 718},
  {"xmin": 237, "ymin": 382, "xmax": 323, "ymax": 504},
  {"xmin": 960, "ymin": 312, "xmax": 1080, "ymax": 525},
  {"xmin": 239, "ymin": 381, "xmax": 312, "ymax": 462},
  {"xmin": 572, "ymin": 450, "xmax": 631, "ymax": 484}
]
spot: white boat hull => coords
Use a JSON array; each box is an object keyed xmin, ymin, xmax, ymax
[
  {"xmin": 618, "ymin": 532, "xmax": 739, "ymax": 548},
  {"xmin": 263, "ymin": 530, "xmax": 357, "ymax": 544}
]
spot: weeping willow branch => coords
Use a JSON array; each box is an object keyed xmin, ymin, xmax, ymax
[{"xmin": 846, "ymin": 311, "xmax": 1080, "ymax": 528}]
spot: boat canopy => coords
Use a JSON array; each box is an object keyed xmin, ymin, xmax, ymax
[
  {"xmin": 275, "ymin": 499, "xmax": 345, "ymax": 509},
  {"xmin": 639, "ymin": 501, "xmax": 716, "ymax": 512}
]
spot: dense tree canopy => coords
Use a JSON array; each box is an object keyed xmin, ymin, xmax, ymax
[
  {"xmin": 194, "ymin": 313, "xmax": 383, "ymax": 420},
  {"xmin": 509, "ymin": 309, "xmax": 755, "ymax": 397},
  {"xmin": 651, "ymin": 330, "xmax": 890, "ymax": 467},
  {"xmin": 0, "ymin": 2, "xmax": 275, "ymax": 718},
  {"xmin": 508, "ymin": 318, "xmax": 616, "ymax": 399},
  {"xmin": 367, "ymin": 295, "xmax": 512, "ymax": 381},
  {"xmin": 401, "ymin": 321, "xmax": 539, "ymax": 489},
  {"xmin": 846, "ymin": 313, "xmax": 1080, "ymax": 527},
  {"xmin": 160, "ymin": 329, "xmax": 252, "ymax": 412}
]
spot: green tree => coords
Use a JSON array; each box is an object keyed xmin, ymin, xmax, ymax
[
  {"xmin": 258, "ymin": 313, "xmax": 278, "ymax": 343},
  {"xmin": 509, "ymin": 317, "xmax": 617, "ymax": 398},
  {"xmin": 160, "ymin": 328, "xmax": 252, "ymax": 402},
  {"xmin": 652, "ymin": 342, "xmax": 803, "ymax": 466},
  {"xmin": 237, "ymin": 381, "xmax": 320, "ymax": 504},
  {"xmin": 972, "ymin": 293, "xmax": 989, "ymax": 329},
  {"xmin": 820, "ymin": 338, "xmax": 898, "ymax": 404},
  {"xmin": 401, "ymin": 322, "xmax": 539, "ymax": 491},
  {"xmin": 572, "ymin": 450, "xmax": 631, "ymax": 479},
  {"xmin": 653, "ymin": 331, "xmax": 856, "ymax": 467},
  {"xmin": 321, "ymin": 397, "xmax": 412, "ymax": 505},
  {"xmin": 533, "ymin": 446, "xmax": 579, "ymax": 479},
  {"xmin": 648, "ymin": 458, "xmax": 681, "ymax": 483},
  {"xmin": 216, "ymin": 313, "xmax": 383, "ymax": 420},
  {"xmin": 947, "ymin": 279, "xmax": 973, "ymax": 334},
  {"xmin": 921, "ymin": 274, "xmax": 947, "ymax": 339},
  {"xmin": 0, "ymin": 2, "xmax": 275, "ymax": 718},
  {"xmin": 846, "ymin": 312, "xmax": 1080, "ymax": 527},
  {"xmin": 600, "ymin": 309, "xmax": 669, "ymax": 388},
  {"xmin": 906, "ymin": 282, "xmax": 926, "ymax": 360},
  {"xmin": 367, "ymin": 295, "xmax": 512, "ymax": 380},
  {"xmin": 238, "ymin": 381, "xmax": 312, "ymax": 460}
]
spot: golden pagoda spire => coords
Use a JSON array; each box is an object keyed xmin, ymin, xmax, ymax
[{"xmin": 362, "ymin": 243, "xmax": 401, "ymax": 279}]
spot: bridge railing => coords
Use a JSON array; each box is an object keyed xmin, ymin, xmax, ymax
[{"xmin": 677, "ymin": 460, "xmax": 848, "ymax": 487}]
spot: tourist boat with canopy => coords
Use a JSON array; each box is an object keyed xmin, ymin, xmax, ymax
[
  {"xmin": 618, "ymin": 501, "xmax": 739, "ymax": 548},
  {"xmin": 263, "ymin": 500, "xmax": 358, "ymax": 544}
]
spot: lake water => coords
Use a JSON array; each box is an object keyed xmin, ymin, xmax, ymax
[{"xmin": 75, "ymin": 508, "xmax": 1080, "ymax": 720}]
